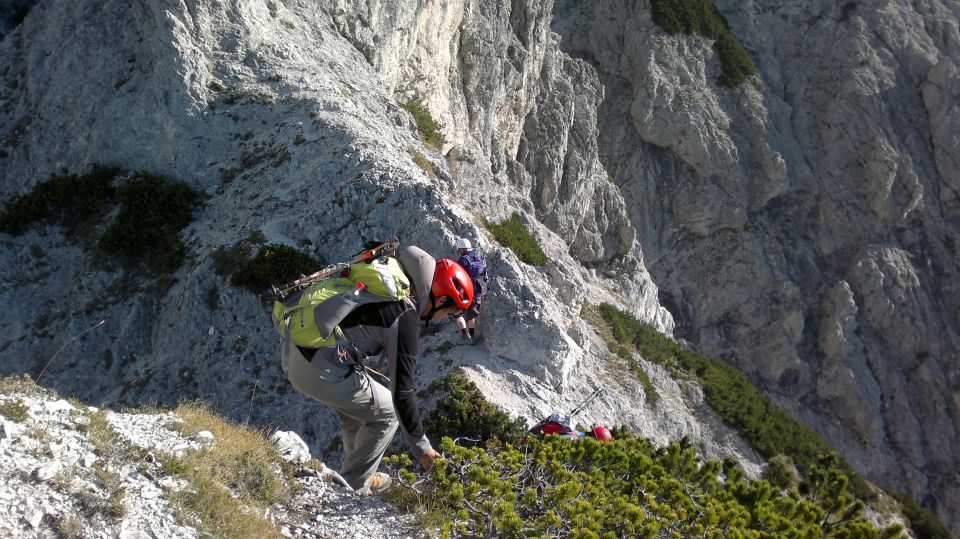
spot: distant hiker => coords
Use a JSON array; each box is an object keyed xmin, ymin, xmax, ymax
[
  {"xmin": 528, "ymin": 412, "xmax": 584, "ymax": 440},
  {"xmin": 453, "ymin": 238, "xmax": 489, "ymax": 341},
  {"xmin": 276, "ymin": 243, "xmax": 474, "ymax": 494},
  {"xmin": 525, "ymin": 388, "xmax": 610, "ymax": 443},
  {"xmin": 527, "ymin": 415, "xmax": 614, "ymax": 443}
]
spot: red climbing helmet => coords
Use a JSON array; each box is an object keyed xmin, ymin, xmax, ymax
[
  {"xmin": 591, "ymin": 426, "xmax": 612, "ymax": 441},
  {"xmin": 432, "ymin": 259, "xmax": 474, "ymax": 310}
]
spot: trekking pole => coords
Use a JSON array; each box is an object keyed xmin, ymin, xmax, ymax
[
  {"xmin": 570, "ymin": 387, "xmax": 605, "ymax": 417},
  {"xmin": 272, "ymin": 237, "xmax": 400, "ymax": 299},
  {"xmin": 37, "ymin": 319, "xmax": 107, "ymax": 383}
]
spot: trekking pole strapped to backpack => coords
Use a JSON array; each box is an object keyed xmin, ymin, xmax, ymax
[
  {"xmin": 272, "ymin": 237, "xmax": 400, "ymax": 300},
  {"xmin": 271, "ymin": 237, "xmax": 410, "ymax": 350},
  {"xmin": 570, "ymin": 387, "xmax": 605, "ymax": 417}
]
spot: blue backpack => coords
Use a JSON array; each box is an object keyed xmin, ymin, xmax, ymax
[{"xmin": 458, "ymin": 251, "xmax": 489, "ymax": 300}]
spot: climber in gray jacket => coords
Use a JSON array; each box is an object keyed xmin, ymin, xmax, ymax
[{"xmin": 285, "ymin": 245, "xmax": 475, "ymax": 492}]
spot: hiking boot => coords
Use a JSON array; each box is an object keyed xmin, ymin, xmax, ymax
[
  {"xmin": 468, "ymin": 328, "xmax": 476, "ymax": 338},
  {"xmin": 360, "ymin": 472, "xmax": 393, "ymax": 495},
  {"xmin": 461, "ymin": 328, "xmax": 472, "ymax": 341}
]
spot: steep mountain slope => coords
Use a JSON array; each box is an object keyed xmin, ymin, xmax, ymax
[
  {"xmin": 553, "ymin": 0, "xmax": 960, "ymax": 532},
  {"xmin": 0, "ymin": 0, "xmax": 762, "ymax": 507},
  {"xmin": 1, "ymin": 0, "xmax": 956, "ymax": 534}
]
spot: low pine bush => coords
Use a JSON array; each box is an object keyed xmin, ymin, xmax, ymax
[
  {"xmin": 97, "ymin": 173, "xmax": 199, "ymax": 273},
  {"xmin": 0, "ymin": 167, "xmax": 199, "ymax": 275},
  {"xmin": 424, "ymin": 370, "xmax": 527, "ymax": 446},
  {"xmin": 391, "ymin": 434, "xmax": 902, "ymax": 538},
  {"xmin": 583, "ymin": 304, "xmax": 661, "ymax": 407},
  {"xmin": 595, "ymin": 303, "xmax": 853, "ymax": 483},
  {"xmin": 593, "ymin": 303, "xmax": 957, "ymax": 536},
  {"xmin": 0, "ymin": 166, "xmax": 121, "ymax": 235},
  {"xmin": 400, "ymin": 100, "xmax": 446, "ymax": 147},
  {"xmin": 231, "ymin": 243, "xmax": 322, "ymax": 293},
  {"xmin": 893, "ymin": 494, "xmax": 954, "ymax": 539},
  {"xmin": 486, "ymin": 214, "xmax": 547, "ymax": 266},
  {"xmin": 386, "ymin": 364, "xmax": 906, "ymax": 538},
  {"xmin": 650, "ymin": 0, "xmax": 756, "ymax": 87}
]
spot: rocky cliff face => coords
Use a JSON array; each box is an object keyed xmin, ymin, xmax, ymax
[
  {"xmin": 1, "ymin": 0, "xmax": 957, "ymax": 533},
  {"xmin": 553, "ymin": 0, "xmax": 960, "ymax": 531},
  {"xmin": 0, "ymin": 0, "xmax": 766, "ymax": 503}
]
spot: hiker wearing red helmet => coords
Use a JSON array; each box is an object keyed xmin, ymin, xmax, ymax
[{"xmin": 284, "ymin": 244, "xmax": 473, "ymax": 494}]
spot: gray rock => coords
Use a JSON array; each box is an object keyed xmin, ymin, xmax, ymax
[
  {"xmin": 26, "ymin": 508, "xmax": 44, "ymax": 528},
  {"xmin": 193, "ymin": 431, "xmax": 214, "ymax": 445},
  {"xmin": 0, "ymin": 420, "xmax": 23, "ymax": 439},
  {"xmin": 552, "ymin": 0, "xmax": 960, "ymax": 530},
  {"xmin": 33, "ymin": 461, "xmax": 61, "ymax": 482},
  {"xmin": 44, "ymin": 400, "xmax": 74, "ymax": 414},
  {"xmin": 270, "ymin": 431, "xmax": 311, "ymax": 465}
]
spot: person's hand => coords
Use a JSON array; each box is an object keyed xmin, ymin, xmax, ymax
[{"xmin": 419, "ymin": 448, "xmax": 439, "ymax": 471}]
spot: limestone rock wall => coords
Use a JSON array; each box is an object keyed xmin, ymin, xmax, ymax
[
  {"xmin": 553, "ymin": 0, "xmax": 960, "ymax": 531},
  {"xmin": 0, "ymin": 0, "xmax": 711, "ymax": 495}
]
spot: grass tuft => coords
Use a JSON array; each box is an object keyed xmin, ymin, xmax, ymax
[
  {"xmin": 0, "ymin": 398, "xmax": 28, "ymax": 423},
  {"xmin": 408, "ymin": 146, "xmax": 435, "ymax": 178},
  {"xmin": 161, "ymin": 402, "xmax": 295, "ymax": 539}
]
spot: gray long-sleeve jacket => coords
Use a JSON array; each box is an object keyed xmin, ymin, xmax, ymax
[{"xmin": 294, "ymin": 246, "xmax": 437, "ymax": 459}]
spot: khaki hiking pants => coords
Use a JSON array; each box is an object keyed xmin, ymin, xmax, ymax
[{"xmin": 286, "ymin": 347, "xmax": 398, "ymax": 490}]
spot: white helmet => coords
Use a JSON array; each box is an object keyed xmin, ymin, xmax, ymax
[{"xmin": 456, "ymin": 238, "xmax": 472, "ymax": 250}]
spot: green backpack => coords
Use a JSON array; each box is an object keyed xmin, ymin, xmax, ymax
[{"xmin": 272, "ymin": 256, "xmax": 411, "ymax": 349}]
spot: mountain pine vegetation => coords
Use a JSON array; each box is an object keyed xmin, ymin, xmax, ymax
[
  {"xmin": 650, "ymin": 0, "xmax": 756, "ymax": 87},
  {"xmin": 0, "ymin": 166, "xmax": 120, "ymax": 236},
  {"xmin": 400, "ymin": 99, "xmax": 447, "ymax": 147},
  {"xmin": 388, "ymin": 370, "xmax": 905, "ymax": 539},
  {"xmin": 0, "ymin": 167, "xmax": 199, "ymax": 274},
  {"xmin": 486, "ymin": 214, "xmax": 548, "ymax": 266},
  {"xmin": 229, "ymin": 243, "xmax": 323, "ymax": 293}
]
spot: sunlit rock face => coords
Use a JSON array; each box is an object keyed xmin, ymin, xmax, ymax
[
  {"xmin": 553, "ymin": 0, "xmax": 960, "ymax": 531},
  {"xmin": 0, "ymin": 0, "xmax": 697, "ymax": 505}
]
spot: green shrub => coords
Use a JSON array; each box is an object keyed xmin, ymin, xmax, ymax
[
  {"xmin": 650, "ymin": 0, "xmax": 756, "ymax": 87},
  {"xmin": 0, "ymin": 167, "xmax": 198, "ymax": 274},
  {"xmin": 715, "ymin": 33, "xmax": 756, "ymax": 87},
  {"xmin": 388, "ymin": 433, "xmax": 902, "ymax": 539},
  {"xmin": 486, "ymin": 214, "xmax": 547, "ymax": 266},
  {"xmin": 594, "ymin": 303, "xmax": 876, "ymax": 499},
  {"xmin": 400, "ymin": 100, "xmax": 446, "ymax": 147},
  {"xmin": 582, "ymin": 305, "xmax": 660, "ymax": 406},
  {"xmin": 424, "ymin": 370, "xmax": 527, "ymax": 446},
  {"xmin": 0, "ymin": 166, "xmax": 120, "ymax": 235},
  {"xmin": 230, "ymin": 243, "xmax": 322, "ymax": 293},
  {"xmin": 763, "ymin": 454, "xmax": 801, "ymax": 491},
  {"xmin": 97, "ymin": 173, "xmax": 199, "ymax": 274},
  {"xmin": 893, "ymin": 493, "xmax": 954, "ymax": 539}
]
